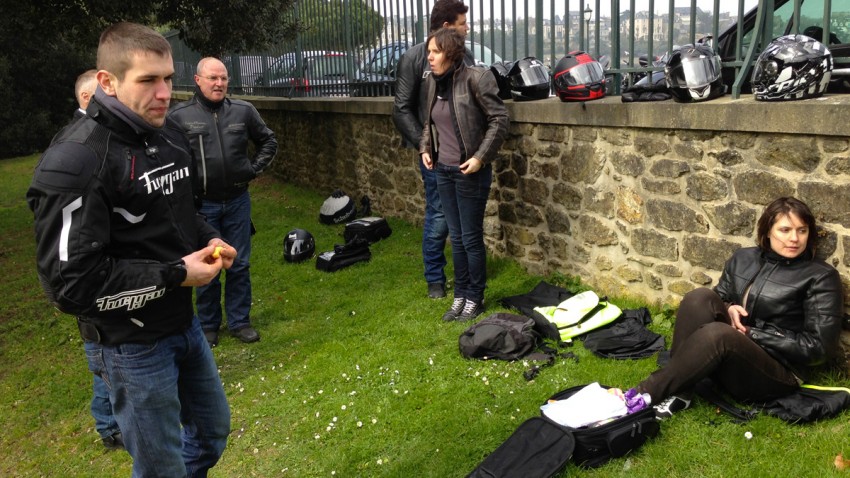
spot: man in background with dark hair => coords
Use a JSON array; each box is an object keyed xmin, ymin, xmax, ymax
[
  {"xmin": 28, "ymin": 22, "xmax": 231, "ymax": 476},
  {"xmin": 393, "ymin": 0, "xmax": 473, "ymax": 300}
]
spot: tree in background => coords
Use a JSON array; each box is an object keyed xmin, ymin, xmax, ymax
[
  {"xmin": 297, "ymin": 0, "xmax": 384, "ymax": 51},
  {"xmin": 0, "ymin": 0, "xmax": 298, "ymax": 158}
]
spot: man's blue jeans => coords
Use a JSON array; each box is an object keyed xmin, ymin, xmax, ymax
[
  {"xmin": 85, "ymin": 317, "xmax": 231, "ymax": 477},
  {"xmin": 435, "ymin": 162, "xmax": 492, "ymax": 304},
  {"xmin": 84, "ymin": 342, "xmax": 119, "ymax": 439},
  {"xmin": 197, "ymin": 190, "xmax": 253, "ymax": 332},
  {"xmin": 420, "ymin": 159, "xmax": 449, "ymax": 286}
]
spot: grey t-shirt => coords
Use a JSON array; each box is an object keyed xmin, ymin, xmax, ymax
[{"xmin": 431, "ymin": 97, "xmax": 461, "ymax": 166}]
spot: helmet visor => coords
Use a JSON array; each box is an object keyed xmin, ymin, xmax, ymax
[
  {"xmin": 668, "ymin": 54, "xmax": 721, "ymax": 89},
  {"xmin": 554, "ymin": 62, "xmax": 605, "ymax": 88},
  {"xmin": 511, "ymin": 64, "xmax": 550, "ymax": 87}
]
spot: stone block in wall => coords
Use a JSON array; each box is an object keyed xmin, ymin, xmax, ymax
[
  {"xmin": 673, "ymin": 142, "xmax": 704, "ymax": 161},
  {"xmin": 511, "ymin": 151, "xmax": 528, "ymax": 176},
  {"xmin": 682, "ymin": 236, "xmax": 742, "ymax": 271},
  {"xmin": 553, "ymin": 182, "xmax": 583, "ymax": 210},
  {"xmin": 497, "ymin": 169, "xmax": 519, "ymax": 189},
  {"xmin": 690, "ymin": 271, "xmax": 713, "ymax": 285},
  {"xmin": 601, "ymin": 129, "xmax": 631, "ymax": 146},
  {"xmin": 632, "ymin": 228, "xmax": 678, "ymax": 261},
  {"xmin": 825, "ymin": 156, "xmax": 850, "ymax": 176},
  {"xmin": 617, "ymin": 186, "xmax": 643, "ymax": 224},
  {"xmin": 513, "ymin": 201, "xmax": 545, "ymax": 227},
  {"xmin": 704, "ymin": 201, "xmax": 757, "ymax": 236},
  {"xmin": 710, "ymin": 149, "xmax": 744, "ymax": 166},
  {"xmin": 538, "ymin": 124, "xmax": 566, "ymax": 142},
  {"xmin": 823, "ymin": 139, "xmax": 849, "ymax": 153},
  {"xmin": 732, "ymin": 170, "xmax": 794, "ymax": 205},
  {"xmin": 635, "ymin": 135, "xmax": 671, "ymax": 157},
  {"xmin": 656, "ymin": 264, "xmax": 683, "ymax": 277},
  {"xmin": 668, "ymin": 280, "xmax": 697, "ymax": 296},
  {"xmin": 799, "ymin": 181, "xmax": 850, "ymax": 228},
  {"xmin": 641, "ymin": 177, "xmax": 681, "ymax": 195},
  {"xmin": 757, "ymin": 136, "xmax": 820, "ymax": 173},
  {"xmin": 521, "ymin": 177, "xmax": 550, "ymax": 206},
  {"xmin": 585, "ymin": 187, "xmax": 616, "ymax": 218},
  {"xmin": 676, "ymin": 130, "xmax": 715, "ymax": 142},
  {"xmin": 720, "ymin": 132, "xmax": 757, "ymax": 149},
  {"xmin": 814, "ymin": 227, "xmax": 837, "ymax": 263},
  {"xmin": 650, "ymin": 159, "xmax": 690, "ymax": 178},
  {"xmin": 545, "ymin": 205, "xmax": 571, "ymax": 234},
  {"xmin": 610, "ymin": 151, "xmax": 645, "ymax": 177},
  {"xmin": 579, "ymin": 215, "xmax": 619, "ymax": 246},
  {"xmin": 596, "ymin": 255, "xmax": 613, "ymax": 270},
  {"xmin": 646, "ymin": 199, "xmax": 709, "ymax": 233},
  {"xmin": 617, "ymin": 264, "xmax": 643, "ymax": 282},
  {"xmin": 686, "ymin": 172, "xmax": 728, "ymax": 201},
  {"xmin": 646, "ymin": 271, "xmax": 663, "ymax": 290},
  {"xmin": 560, "ymin": 142, "xmax": 603, "ymax": 183}
]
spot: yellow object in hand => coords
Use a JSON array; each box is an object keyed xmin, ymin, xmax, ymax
[{"xmin": 212, "ymin": 246, "xmax": 223, "ymax": 259}]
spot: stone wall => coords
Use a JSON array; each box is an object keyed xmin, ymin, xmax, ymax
[{"xmin": 174, "ymin": 92, "xmax": 850, "ymax": 318}]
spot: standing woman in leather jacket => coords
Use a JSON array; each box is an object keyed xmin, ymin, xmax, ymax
[
  {"xmin": 626, "ymin": 197, "xmax": 845, "ymax": 419},
  {"xmin": 420, "ymin": 28, "xmax": 509, "ymax": 322}
]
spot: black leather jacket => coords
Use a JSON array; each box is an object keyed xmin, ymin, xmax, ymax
[
  {"xmin": 27, "ymin": 97, "xmax": 220, "ymax": 345},
  {"xmin": 419, "ymin": 62, "xmax": 509, "ymax": 165},
  {"xmin": 714, "ymin": 247, "xmax": 844, "ymax": 380},
  {"xmin": 392, "ymin": 42, "xmax": 474, "ymax": 149},
  {"xmin": 169, "ymin": 94, "xmax": 277, "ymax": 201}
]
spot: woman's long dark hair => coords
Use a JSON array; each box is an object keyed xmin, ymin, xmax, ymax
[{"xmin": 756, "ymin": 197, "xmax": 818, "ymax": 258}]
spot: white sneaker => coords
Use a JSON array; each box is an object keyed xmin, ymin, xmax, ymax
[{"xmin": 654, "ymin": 395, "xmax": 692, "ymax": 420}]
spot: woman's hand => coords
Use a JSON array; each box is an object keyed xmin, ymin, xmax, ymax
[
  {"xmin": 421, "ymin": 152, "xmax": 434, "ymax": 170},
  {"xmin": 460, "ymin": 157, "xmax": 482, "ymax": 174},
  {"xmin": 728, "ymin": 304, "xmax": 749, "ymax": 334}
]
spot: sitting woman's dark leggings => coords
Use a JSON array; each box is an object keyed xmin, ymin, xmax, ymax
[{"xmin": 636, "ymin": 288, "xmax": 799, "ymax": 403}]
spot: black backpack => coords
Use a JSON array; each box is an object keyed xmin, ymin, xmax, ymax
[{"xmin": 459, "ymin": 313, "xmax": 538, "ymax": 361}]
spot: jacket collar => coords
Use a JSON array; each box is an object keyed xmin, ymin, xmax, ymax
[{"xmin": 87, "ymin": 97, "xmax": 159, "ymax": 144}]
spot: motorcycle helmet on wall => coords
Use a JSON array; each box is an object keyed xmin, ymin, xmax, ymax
[
  {"xmin": 664, "ymin": 44, "xmax": 726, "ymax": 102},
  {"xmin": 284, "ymin": 228, "xmax": 316, "ymax": 263},
  {"xmin": 751, "ymin": 34, "xmax": 832, "ymax": 101},
  {"xmin": 552, "ymin": 51, "xmax": 606, "ymax": 101},
  {"xmin": 489, "ymin": 61, "xmax": 515, "ymax": 100},
  {"xmin": 508, "ymin": 57, "xmax": 551, "ymax": 101}
]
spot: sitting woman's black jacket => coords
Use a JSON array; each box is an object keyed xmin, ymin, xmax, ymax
[{"xmin": 714, "ymin": 247, "xmax": 844, "ymax": 381}]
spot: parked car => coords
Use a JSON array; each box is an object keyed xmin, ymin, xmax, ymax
[
  {"xmin": 350, "ymin": 40, "xmax": 505, "ymax": 97},
  {"xmin": 256, "ymin": 51, "xmax": 356, "ymax": 97},
  {"xmin": 715, "ymin": 0, "xmax": 850, "ymax": 93}
]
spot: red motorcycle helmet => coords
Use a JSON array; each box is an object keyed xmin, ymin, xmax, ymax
[{"xmin": 552, "ymin": 51, "xmax": 606, "ymax": 101}]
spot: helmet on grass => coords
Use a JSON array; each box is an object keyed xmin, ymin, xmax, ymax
[{"xmin": 284, "ymin": 228, "xmax": 315, "ymax": 262}]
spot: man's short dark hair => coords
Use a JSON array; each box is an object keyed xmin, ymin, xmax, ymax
[
  {"xmin": 97, "ymin": 22, "xmax": 172, "ymax": 80},
  {"xmin": 426, "ymin": 28, "xmax": 467, "ymax": 66},
  {"xmin": 430, "ymin": 0, "xmax": 468, "ymax": 32}
]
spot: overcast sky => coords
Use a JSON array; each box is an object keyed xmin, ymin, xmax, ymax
[{"xmin": 384, "ymin": 0, "xmax": 760, "ymax": 19}]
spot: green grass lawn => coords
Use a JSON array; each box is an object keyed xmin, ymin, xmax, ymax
[{"xmin": 1, "ymin": 154, "xmax": 848, "ymax": 477}]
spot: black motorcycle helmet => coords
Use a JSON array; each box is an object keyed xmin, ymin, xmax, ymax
[
  {"xmin": 552, "ymin": 51, "xmax": 606, "ymax": 101},
  {"xmin": 489, "ymin": 61, "xmax": 514, "ymax": 100},
  {"xmin": 508, "ymin": 57, "xmax": 551, "ymax": 101},
  {"xmin": 664, "ymin": 44, "xmax": 726, "ymax": 102},
  {"xmin": 283, "ymin": 228, "xmax": 316, "ymax": 263},
  {"xmin": 752, "ymin": 34, "xmax": 833, "ymax": 101}
]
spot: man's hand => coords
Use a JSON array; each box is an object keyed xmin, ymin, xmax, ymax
[
  {"xmin": 180, "ymin": 245, "xmax": 223, "ymax": 287},
  {"xmin": 207, "ymin": 239, "xmax": 237, "ymax": 270}
]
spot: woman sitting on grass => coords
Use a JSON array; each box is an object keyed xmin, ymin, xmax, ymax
[{"xmin": 624, "ymin": 197, "xmax": 845, "ymax": 419}]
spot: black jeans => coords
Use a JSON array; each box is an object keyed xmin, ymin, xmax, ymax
[{"xmin": 637, "ymin": 288, "xmax": 799, "ymax": 402}]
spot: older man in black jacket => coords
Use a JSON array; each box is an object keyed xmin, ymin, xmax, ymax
[{"xmin": 170, "ymin": 57, "xmax": 278, "ymax": 347}]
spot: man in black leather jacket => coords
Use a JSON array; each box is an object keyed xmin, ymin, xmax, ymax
[
  {"xmin": 170, "ymin": 57, "xmax": 278, "ymax": 346},
  {"xmin": 27, "ymin": 22, "xmax": 231, "ymax": 476},
  {"xmin": 392, "ymin": 0, "xmax": 473, "ymax": 300}
]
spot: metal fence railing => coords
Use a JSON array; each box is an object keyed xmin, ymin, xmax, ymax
[{"xmin": 167, "ymin": 0, "xmax": 849, "ymax": 99}]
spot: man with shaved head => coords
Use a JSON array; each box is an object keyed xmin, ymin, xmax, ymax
[{"xmin": 170, "ymin": 57, "xmax": 278, "ymax": 347}]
